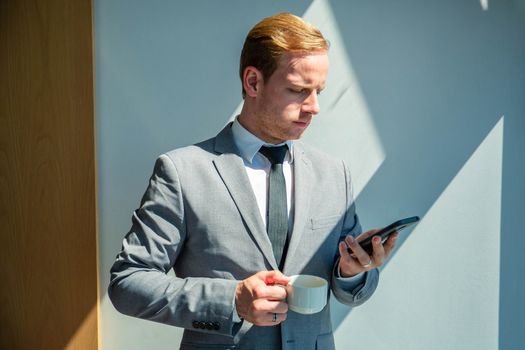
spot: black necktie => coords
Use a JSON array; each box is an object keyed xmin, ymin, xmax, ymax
[{"xmin": 259, "ymin": 145, "xmax": 288, "ymax": 267}]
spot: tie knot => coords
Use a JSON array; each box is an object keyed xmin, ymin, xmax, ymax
[{"xmin": 259, "ymin": 145, "xmax": 288, "ymax": 165}]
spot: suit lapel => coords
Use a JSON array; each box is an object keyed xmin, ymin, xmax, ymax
[
  {"xmin": 212, "ymin": 124, "xmax": 278, "ymax": 270},
  {"xmin": 283, "ymin": 142, "xmax": 312, "ymax": 273}
]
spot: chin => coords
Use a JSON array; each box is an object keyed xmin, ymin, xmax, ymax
[{"xmin": 287, "ymin": 132, "xmax": 305, "ymax": 141}]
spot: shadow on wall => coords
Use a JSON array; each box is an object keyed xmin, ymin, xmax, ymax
[
  {"xmin": 96, "ymin": 0, "xmax": 525, "ymax": 349},
  {"xmin": 299, "ymin": 0, "xmax": 524, "ymax": 349}
]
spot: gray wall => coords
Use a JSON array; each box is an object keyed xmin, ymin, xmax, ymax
[{"xmin": 95, "ymin": 1, "xmax": 525, "ymax": 349}]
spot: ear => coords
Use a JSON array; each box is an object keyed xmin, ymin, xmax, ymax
[{"xmin": 242, "ymin": 66, "xmax": 263, "ymax": 98}]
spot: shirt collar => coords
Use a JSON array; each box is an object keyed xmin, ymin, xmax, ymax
[{"xmin": 231, "ymin": 117, "xmax": 294, "ymax": 164}]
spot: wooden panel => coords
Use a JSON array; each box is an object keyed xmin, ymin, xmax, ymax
[{"xmin": 0, "ymin": 0, "xmax": 98, "ymax": 349}]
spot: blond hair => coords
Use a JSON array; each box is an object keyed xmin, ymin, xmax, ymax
[{"xmin": 239, "ymin": 13, "xmax": 329, "ymax": 97}]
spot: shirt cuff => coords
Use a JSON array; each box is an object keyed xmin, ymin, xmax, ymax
[
  {"xmin": 336, "ymin": 261, "xmax": 366, "ymax": 288},
  {"xmin": 232, "ymin": 294, "xmax": 242, "ymax": 323}
]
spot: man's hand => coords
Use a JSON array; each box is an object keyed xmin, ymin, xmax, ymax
[
  {"xmin": 338, "ymin": 229, "xmax": 398, "ymax": 277},
  {"xmin": 235, "ymin": 270, "xmax": 290, "ymax": 326}
]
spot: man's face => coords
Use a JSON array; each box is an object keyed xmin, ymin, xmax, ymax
[{"xmin": 250, "ymin": 51, "xmax": 329, "ymax": 144}]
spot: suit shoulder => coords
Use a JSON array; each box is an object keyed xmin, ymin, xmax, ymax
[
  {"xmin": 295, "ymin": 141, "xmax": 344, "ymax": 167},
  {"xmin": 161, "ymin": 136, "xmax": 216, "ymax": 162}
]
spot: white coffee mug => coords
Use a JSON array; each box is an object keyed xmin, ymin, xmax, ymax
[{"xmin": 285, "ymin": 275, "xmax": 328, "ymax": 314}]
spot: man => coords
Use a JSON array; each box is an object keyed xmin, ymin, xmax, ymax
[{"xmin": 109, "ymin": 12, "xmax": 398, "ymax": 349}]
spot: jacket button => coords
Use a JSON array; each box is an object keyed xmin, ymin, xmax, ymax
[
  {"xmin": 198, "ymin": 321, "xmax": 206, "ymax": 329},
  {"xmin": 192, "ymin": 321, "xmax": 199, "ymax": 329},
  {"xmin": 213, "ymin": 322, "xmax": 220, "ymax": 330},
  {"xmin": 205, "ymin": 322, "xmax": 214, "ymax": 330}
]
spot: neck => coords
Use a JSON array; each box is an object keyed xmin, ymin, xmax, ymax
[
  {"xmin": 238, "ymin": 102, "xmax": 286, "ymax": 145},
  {"xmin": 237, "ymin": 106, "xmax": 263, "ymax": 142}
]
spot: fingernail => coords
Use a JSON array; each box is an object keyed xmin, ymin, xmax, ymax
[
  {"xmin": 347, "ymin": 236, "xmax": 355, "ymax": 244},
  {"xmin": 373, "ymin": 236, "xmax": 381, "ymax": 244}
]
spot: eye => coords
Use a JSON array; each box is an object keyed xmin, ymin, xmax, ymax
[{"xmin": 288, "ymin": 88, "xmax": 304, "ymax": 94}]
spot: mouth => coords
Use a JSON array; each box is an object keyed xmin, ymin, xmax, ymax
[{"xmin": 293, "ymin": 120, "xmax": 311, "ymax": 128}]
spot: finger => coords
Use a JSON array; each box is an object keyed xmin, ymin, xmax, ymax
[
  {"xmin": 355, "ymin": 228, "xmax": 381, "ymax": 242},
  {"xmin": 266, "ymin": 285, "xmax": 288, "ymax": 300},
  {"xmin": 254, "ymin": 311, "xmax": 288, "ymax": 326},
  {"xmin": 371, "ymin": 236, "xmax": 385, "ymax": 266},
  {"xmin": 268, "ymin": 300, "xmax": 288, "ymax": 314},
  {"xmin": 252, "ymin": 299, "xmax": 288, "ymax": 315},
  {"xmin": 345, "ymin": 235, "xmax": 372, "ymax": 267},
  {"xmin": 267, "ymin": 311, "xmax": 287, "ymax": 323},
  {"xmin": 338, "ymin": 241, "xmax": 374, "ymax": 277},
  {"xmin": 339, "ymin": 240, "xmax": 364, "ymax": 268},
  {"xmin": 252, "ymin": 283, "xmax": 287, "ymax": 300},
  {"xmin": 261, "ymin": 270, "xmax": 290, "ymax": 286},
  {"xmin": 383, "ymin": 232, "xmax": 398, "ymax": 256},
  {"xmin": 339, "ymin": 239, "xmax": 353, "ymax": 259}
]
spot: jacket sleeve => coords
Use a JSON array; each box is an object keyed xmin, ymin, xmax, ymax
[
  {"xmin": 330, "ymin": 160, "xmax": 379, "ymax": 306},
  {"xmin": 108, "ymin": 154, "xmax": 240, "ymax": 336}
]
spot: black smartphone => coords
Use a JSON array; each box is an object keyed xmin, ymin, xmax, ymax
[{"xmin": 348, "ymin": 216, "xmax": 420, "ymax": 255}]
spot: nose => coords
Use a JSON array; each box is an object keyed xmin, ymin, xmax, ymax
[{"xmin": 302, "ymin": 91, "xmax": 320, "ymax": 115}]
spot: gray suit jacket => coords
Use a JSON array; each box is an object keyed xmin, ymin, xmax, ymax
[{"xmin": 108, "ymin": 123, "xmax": 379, "ymax": 349}]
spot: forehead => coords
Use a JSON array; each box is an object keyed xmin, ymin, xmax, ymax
[{"xmin": 273, "ymin": 51, "xmax": 329, "ymax": 85}]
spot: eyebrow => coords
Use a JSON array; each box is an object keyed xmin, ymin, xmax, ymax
[{"xmin": 289, "ymin": 83, "xmax": 326, "ymax": 92}]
